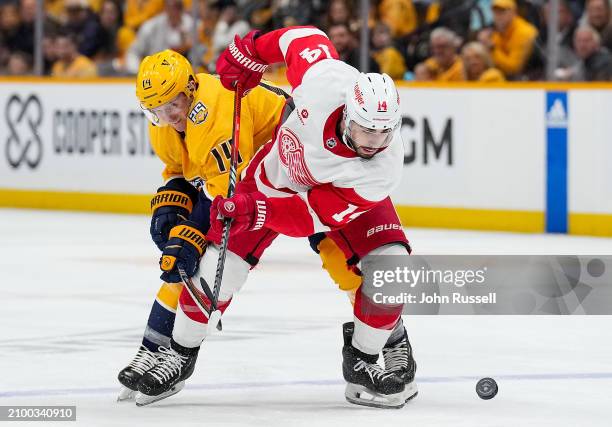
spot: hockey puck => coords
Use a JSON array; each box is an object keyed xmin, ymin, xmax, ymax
[{"xmin": 476, "ymin": 378, "xmax": 498, "ymax": 400}]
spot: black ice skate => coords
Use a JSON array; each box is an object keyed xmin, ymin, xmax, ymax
[
  {"xmin": 135, "ymin": 339, "xmax": 199, "ymax": 406},
  {"xmin": 117, "ymin": 345, "xmax": 159, "ymax": 402},
  {"xmin": 382, "ymin": 326, "xmax": 418, "ymax": 402},
  {"xmin": 342, "ymin": 322, "xmax": 405, "ymax": 409}
]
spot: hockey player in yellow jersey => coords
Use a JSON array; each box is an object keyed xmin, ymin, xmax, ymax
[{"xmin": 117, "ymin": 50, "xmax": 290, "ymax": 401}]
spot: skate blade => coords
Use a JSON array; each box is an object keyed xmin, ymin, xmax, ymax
[
  {"xmin": 117, "ymin": 387, "xmax": 136, "ymax": 402},
  {"xmin": 403, "ymin": 382, "xmax": 418, "ymax": 402},
  {"xmin": 344, "ymin": 384, "xmax": 405, "ymax": 409},
  {"xmin": 135, "ymin": 381, "xmax": 185, "ymax": 407}
]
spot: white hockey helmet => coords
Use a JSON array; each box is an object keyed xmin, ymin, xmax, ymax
[{"xmin": 343, "ymin": 72, "xmax": 401, "ymax": 156}]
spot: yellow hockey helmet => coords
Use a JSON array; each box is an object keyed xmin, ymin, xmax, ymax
[{"xmin": 136, "ymin": 50, "xmax": 196, "ymax": 110}]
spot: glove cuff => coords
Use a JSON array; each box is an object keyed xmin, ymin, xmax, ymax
[
  {"xmin": 250, "ymin": 192, "xmax": 269, "ymax": 231},
  {"xmin": 151, "ymin": 190, "xmax": 194, "ymax": 213},
  {"xmin": 169, "ymin": 223, "xmax": 207, "ymax": 255},
  {"xmin": 229, "ymin": 34, "xmax": 268, "ymax": 73}
]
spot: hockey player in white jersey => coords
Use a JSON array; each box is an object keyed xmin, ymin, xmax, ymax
[{"xmin": 137, "ymin": 26, "xmax": 417, "ymax": 408}]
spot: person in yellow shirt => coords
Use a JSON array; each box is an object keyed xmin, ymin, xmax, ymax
[
  {"xmin": 116, "ymin": 50, "xmax": 368, "ymax": 404},
  {"xmin": 461, "ymin": 41, "xmax": 506, "ymax": 82},
  {"xmin": 478, "ymin": 0, "xmax": 538, "ymax": 79},
  {"xmin": 45, "ymin": 0, "xmax": 65, "ymax": 21},
  {"xmin": 378, "ymin": 0, "xmax": 418, "ymax": 38},
  {"xmin": 423, "ymin": 27, "xmax": 464, "ymax": 81},
  {"xmin": 123, "ymin": 0, "xmax": 165, "ymax": 31},
  {"xmin": 51, "ymin": 32, "xmax": 97, "ymax": 78},
  {"xmin": 372, "ymin": 22, "xmax": 407, "ymax": 80}
]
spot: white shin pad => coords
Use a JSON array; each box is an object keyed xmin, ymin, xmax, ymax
[{"xmin": 173, "ymin": 246, "xmax": 250, "ymax": 348}]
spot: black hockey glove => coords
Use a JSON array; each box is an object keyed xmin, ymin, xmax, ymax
[
  {"xmin": 150, "ymin": 178, "xmax": 199, "ymax": 251},
  {"xmin": 160, "ymin": 220, "xmax": 208, "ymax": 283}
]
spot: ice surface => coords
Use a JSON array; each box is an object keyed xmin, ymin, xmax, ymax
[{"xmin": 1, "ymin": 209, "xmax": 611, "ymax": 426}]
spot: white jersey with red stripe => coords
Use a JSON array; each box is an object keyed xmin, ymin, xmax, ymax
[{"xmin": 246, "ymin": 26, "xmax": 404, "ymax": 236}]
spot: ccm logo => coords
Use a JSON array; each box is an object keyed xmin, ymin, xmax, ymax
[{"xmin": 367, "ymin": 224, "xmax": 402, "ymax": 237}]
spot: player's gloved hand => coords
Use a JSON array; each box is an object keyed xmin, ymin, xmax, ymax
[
  {"xmin": 150, "ymin": 178, "xmax": 199, "ymax": 251},
  {"xmin": 209, "ymin": 192, "xmax": 269, "ymax": 236},
  {"xmin": 159, "ymin": 220, "xmax": 208, "ymax": 283},
  {"xmin": 216, "ymin": 30, "xmax": 268, "ymax": 92}
]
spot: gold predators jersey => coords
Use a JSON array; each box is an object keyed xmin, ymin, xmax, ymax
[{"xmin": 149, "ymin": 74, "xmax": 288, "ymax": 198}]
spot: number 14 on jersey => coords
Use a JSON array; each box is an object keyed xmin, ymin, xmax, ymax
[{"xmin": 299, "ymin": 45, "xmax": 333, "ymax": 64}]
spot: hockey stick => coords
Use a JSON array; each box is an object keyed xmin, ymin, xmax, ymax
[
  {"xmin": 197, "ymin": 83, "xmax": 244, "ymax": 332},
  {"xmin": 178, "ymin": 267, "xmax": 222, "ymax": 331}
]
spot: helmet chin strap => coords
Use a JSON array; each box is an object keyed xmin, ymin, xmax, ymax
[
  {"xmin": 340, "ymin": 107, "xmax": 356, "ymax": 152},
  {"xmin": 342, "ymin": 127, "xmax": 357, "ymax": 151}
]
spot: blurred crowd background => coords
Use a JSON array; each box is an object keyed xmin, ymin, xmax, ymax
[{"xmin": 1, "ymin": 0, "xmax": 611, "ymax": 82}]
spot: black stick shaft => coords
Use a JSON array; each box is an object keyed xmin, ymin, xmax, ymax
[{"xmin": 211, "ymin": 84, "xmax": 243, "ymax": 307}]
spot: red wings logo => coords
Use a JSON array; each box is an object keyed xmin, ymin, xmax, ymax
[{"xmin": 277, "ymin": 127, "xmax": 320, "ymax": 187}]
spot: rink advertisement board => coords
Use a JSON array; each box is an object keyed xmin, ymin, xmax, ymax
[
  {"xmin": 567, "ymin": 89, "xmax": 612, "ymax": 236},
  {"xmin": 394, "ymin": 86, "xmax": 546, "ymax": 233},
  {"xmin": 1, "ymin": 79, "xmax": 612, "ymax": 235},
  {"xmin": 0, "ymin": 79, "xmax": 163, "ymax": 212}
]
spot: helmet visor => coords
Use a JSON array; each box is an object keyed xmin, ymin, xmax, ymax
[
  {"xmin": 141, "ymin": 104, "xmax": 165, "ymax": 126},
  {"xmin": 141, "ymin": 93, "xmax": 189, "ymax": 128},
  {"xmin": 348, "ymin": 121, "xmax": 395, "ymax": 151}
]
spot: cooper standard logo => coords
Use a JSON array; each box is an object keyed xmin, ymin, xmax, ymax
[{"xmin": 5, "ymin": 94, "xmax": 43, "ymax": 169}]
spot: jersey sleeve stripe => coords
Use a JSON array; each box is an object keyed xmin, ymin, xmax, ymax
[{"xmin": 278, "ymin": 28, "xmax": 328, "ymax": 57}]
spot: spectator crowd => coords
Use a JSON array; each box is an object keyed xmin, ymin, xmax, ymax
[{"xmin": 1, "ymin": 0, "xmax": 612, "ymax": 81}]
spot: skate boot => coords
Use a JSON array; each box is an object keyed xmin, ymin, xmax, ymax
[
  {"xmin": 382, "ymin": 326, "xmax": 418, "ymax": 402},
  {"xmin": 117, "ymin": 345, "xmax": 159, "ymax": 402},
  {"xmin": 135, "ymin": 339, "xmax": 199, "ymax": 406},
  {"xmin": 342, "ymin": 322, "xmax": 405, "ymax": 409}
]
